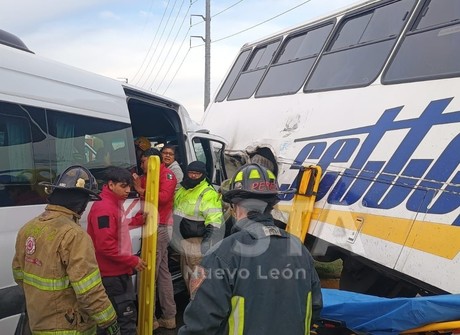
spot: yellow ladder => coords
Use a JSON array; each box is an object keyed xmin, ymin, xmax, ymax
[
  {"xmin": 286, "ymin": 165, "xmax": 322, "ymax": 242},
  {"xmin": 137, "ymin": 155, "xmax": 160, "ymax": 335}
]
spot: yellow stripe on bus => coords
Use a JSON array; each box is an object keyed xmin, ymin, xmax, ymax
[{"xmin": 278, "ymin": 205, "xmax": 460, "ymax": 260}]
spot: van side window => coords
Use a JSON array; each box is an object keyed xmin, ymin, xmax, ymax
[
  {"xmin": 215, "ymin": 49, "xmax": 251, "ymax": 102},
  {"xmin": 256, "ymin": 23, "xmax": 333, "ymax": 97},
  {"xmin": 305, "ymin": 0, "xmax": 416, "ymax": 92},
  {"xmin": 0, "ymin": 102, "xmax": 49, "ymax": 206},
  {"xmin": 192, "ymin": 138, "xmax": 226, "ymax": 185},
  {"xmin": 47, "ymin": 110, "xmax": 136, "ymax": 184},
  {"xmin": 383, "ymin": 0, "xmax": 460, "ymax": 83},
  {"xmin": 227, "ymin": 40, "xmax": 280, "ymax": 101}
]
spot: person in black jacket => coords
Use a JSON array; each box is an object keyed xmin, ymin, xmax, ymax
[{"xmin": 178, "ymin": 163, "xmax": 323, "ymax": 335}]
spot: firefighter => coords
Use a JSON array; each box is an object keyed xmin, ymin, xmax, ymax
[
  {"xmin": 173, "ymin": 161, "xmax": 223, "ymax": 292},
  {"xmin": 178, "ymin": 163, "xmax": 323, "ymax": 335},
  {"xmin": 12, "ymin": 165, "xmax": 120, "ymax": 335}
]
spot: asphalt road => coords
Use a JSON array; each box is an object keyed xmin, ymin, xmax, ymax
[{"xmin": 154, "ymin": 290, "xmax": 188, "ymax": 335}]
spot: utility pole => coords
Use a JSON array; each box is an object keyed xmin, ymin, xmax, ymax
[
  {"xmin": 204, "ymin": 0, "xmax": 211, "ymax": 111},
  {"xmin": 191, "ymin": 0, "xmax": 211, "ymax": 111}
]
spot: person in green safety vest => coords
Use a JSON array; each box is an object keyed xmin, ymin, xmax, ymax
[{"xmin": 173, "ymin": 161, "xmax": 224, "ymax": 293}]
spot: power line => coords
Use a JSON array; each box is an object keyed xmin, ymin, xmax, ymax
[
  {"xmin": 154, "ymin": 6, "xmax": 193, "ymax": 92},
  {"xmin": 139, "ymin": 0, "xmax": 179, "ymax": 88},
  {"xmin": 190, "ymin": 0, "xmax": 245, "ymax": 27},
  {"xmin": 132, "ymin": 0, "xmax": 171, "ymax": 84},
  {"xmin": 162, "ymin": 0, "xmax": 312, "ymax": 96},
  {"xmin": 162, "ymin": 47, "xmax": 191, "ymax": 95},
  {"xmin": 212, "ymin": 0, "xmax": 245, "ymax": 18},
  {"xmin": 192, "ymin": 0, "xmax": 312, "ymax": 47},
  {"xmin": 147, "ymin": 0, "xmax": 187, "ymax": 90}
]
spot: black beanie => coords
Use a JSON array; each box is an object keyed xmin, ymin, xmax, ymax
[
  {"xmin": 144, "ymin": 148, "xmax": 161, "ymax": 157},
  {"xmin": 186, "ymin": 161, "xmax": 207, "ymax": 174}
]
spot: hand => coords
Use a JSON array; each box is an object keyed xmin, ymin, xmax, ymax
[
  {"xmin": 105, "ymin": 320, "xmax": 120, "ymax": 335},
  {"xmin": 135, "ymin": 257, "xmax": 147, "ymax": 272},
  {"xmin": 134, "ymin": 210, "xmax": 147, "ymax": 224},
  {"xmin": 132, "ymin": 173, "xmax": 143, "ymax": 192}
]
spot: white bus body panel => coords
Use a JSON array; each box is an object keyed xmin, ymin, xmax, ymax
[{"xmin": 203, "ymin": 77, "xmax": 460, "ymax": 293}]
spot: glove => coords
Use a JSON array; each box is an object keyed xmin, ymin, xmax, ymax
[
  {"xmin": 105, "ymin": 320, "xmax": 121, "ymax": 335},
  {"xmin": 201, "ymin": 239, "xmax": 212, "ymax": 255},
  {"xmin": 201, "ymin": 225, "xmax": 223, "ymax": 254}
]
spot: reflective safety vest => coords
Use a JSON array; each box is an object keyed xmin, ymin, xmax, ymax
[
  {"xmin": 174, "ymin": 179, "xmax": 223, "ymax": 236},
  {"xmin": 12, "ymin": 205, "xmax": 116, "ymax": 334}
]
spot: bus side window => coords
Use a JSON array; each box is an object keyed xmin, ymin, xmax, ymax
[
  {"xmin": 305, "ymin": 0, "xmax": 416, "ymax": 92},
  {"xmin": 215, "ymin": 49, "xmax": 251, "ymax": 102},
  {"xmin": 227, "ymin": 40, "xmax": 281, "ymax": 101},
  {"xmin": 383, "ymin": 0, "xmax": 460, "ymax": 83},
  {"xmin": 256, "ymin": 23, "xmax": 334, "ymax": 97}
]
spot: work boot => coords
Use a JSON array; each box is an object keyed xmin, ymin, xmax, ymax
[{"xmin": 158, "ymin": 317, "xmax": 176, "ymax": 329}]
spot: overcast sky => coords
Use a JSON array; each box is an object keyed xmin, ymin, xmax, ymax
[{"xmin": 1, "ymin": 0, "xmax": 358, "ymax": 121}]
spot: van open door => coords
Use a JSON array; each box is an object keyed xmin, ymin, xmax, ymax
[{"xmin": 186, "ymin": 131, "xmax": 227, "ymax": 186}]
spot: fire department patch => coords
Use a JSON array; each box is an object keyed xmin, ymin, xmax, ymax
[
  {"xmin": 189, "ymin": 265, "xmax": 207, "ymax": 300},
  {"xmin": 25, "ymin": 236, "xmax": 36, "ymax": 255},
  {"xmin": 262, "ymin": 226, "xmax": 281, "ymax": 237}
]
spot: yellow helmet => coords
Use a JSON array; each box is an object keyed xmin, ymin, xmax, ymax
[{"xmin": 222, "ymin": 163, "xmax": 280, "ymax": 205}]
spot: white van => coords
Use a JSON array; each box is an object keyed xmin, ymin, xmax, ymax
[{"xmin": 0, "ymin": 29, "xmax": 227, "ymax": 333}]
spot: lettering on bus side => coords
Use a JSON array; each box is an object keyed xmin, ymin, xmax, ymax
[{"xmin": 279, "ymin": 98, "xmax": 460, "ymax": 226}]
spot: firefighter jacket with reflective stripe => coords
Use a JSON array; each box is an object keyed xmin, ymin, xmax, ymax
[
  {"xmin": 12, "ymin": 205, "xmax": 117, "ymax": 334},
  {"xmin": 178, "ymin": 213, "xmax": 323, "ymax": 335},
  {"xmin": 174, "ymin": 179, "xmax": 223, "ymax": 239},
  {"xmin": 87, "ymin": 185, "xmax": 144, "ymax": 277}
]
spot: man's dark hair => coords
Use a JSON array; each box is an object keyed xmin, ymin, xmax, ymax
[
  {"xmin": 104, "ymin": 166, "xmax": 132, "ymax": 185},
  {"xmin": 142, "ymin": 148, "xmax": 162, "ymax": 162}
]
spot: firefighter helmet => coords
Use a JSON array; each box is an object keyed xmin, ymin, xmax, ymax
[
  {"xmin": 41, "ymin": 165, "xmax": 101, "ymax": 200},
  {"xmin": 222, "ymin": 163, "xmax": 281, "ymax": 204}
]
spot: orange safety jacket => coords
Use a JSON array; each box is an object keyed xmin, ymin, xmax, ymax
[{"xmin": 12, "ymin": 205, "xmax": 116, "ymax": 335}]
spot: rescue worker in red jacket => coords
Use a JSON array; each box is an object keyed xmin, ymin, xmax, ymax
[
  {"xmin": 12, "ymin": 165, "xmax": 120, "ymax": 335},
  {"xmin": 87, "ymin": 166, "xmax": 147, "ymax": 335},
  {"xmin": 132, "ymin": 148, "xmax": 178, "ymax": 330}
]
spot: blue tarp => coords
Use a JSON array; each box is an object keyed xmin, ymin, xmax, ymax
[{"xmin": 320, "ymin": 289, "xmax": 460, "ymax": 334}]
